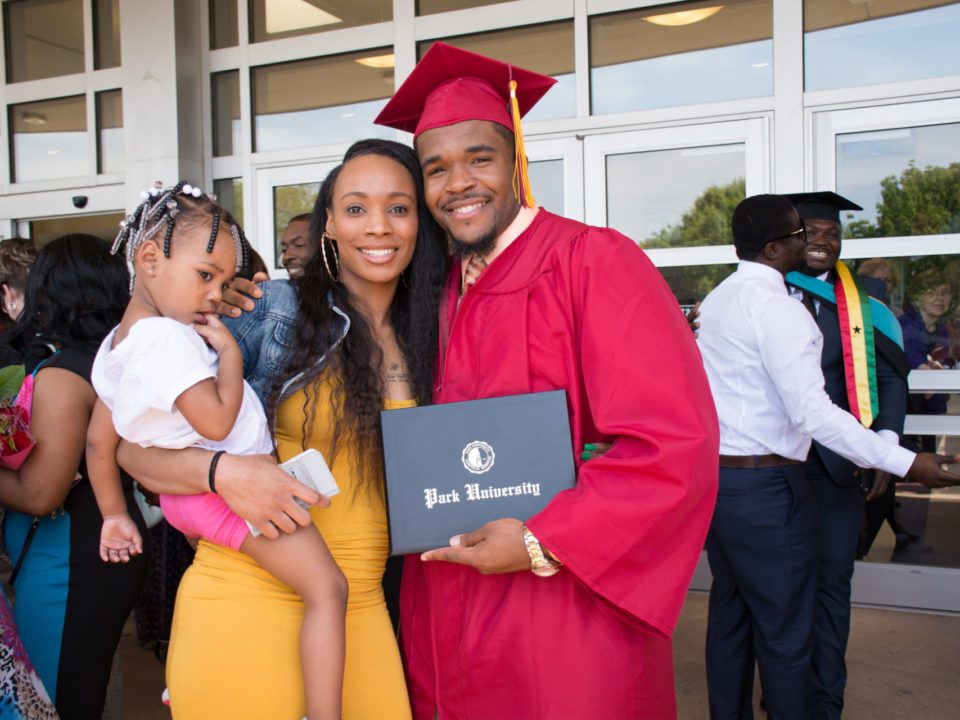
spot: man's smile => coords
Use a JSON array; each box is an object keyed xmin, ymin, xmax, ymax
[{"xmin": 444, "ymin": 196, "xmax": 490, "ymax": 219}]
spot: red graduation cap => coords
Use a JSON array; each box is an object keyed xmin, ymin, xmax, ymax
[{"xmin": 374, "ymin": 41, "xmax": 557, "ymax": 207}]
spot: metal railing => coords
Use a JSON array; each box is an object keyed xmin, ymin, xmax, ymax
[{"xmin": 905, "ymin": 369, "xmax": 960, "ymax": 436}]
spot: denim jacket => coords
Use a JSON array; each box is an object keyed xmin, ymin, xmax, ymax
[{"xmin": 223, "ymin": 280, "xmax": 350, "ymax": 411}]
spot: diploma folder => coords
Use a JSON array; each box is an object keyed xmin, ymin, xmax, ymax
[{"xmin": 380, "ymin": 390, "xmax": 575, "ymax": 555}]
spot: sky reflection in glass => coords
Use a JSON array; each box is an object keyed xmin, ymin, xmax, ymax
[
  {"xmin": 592, "ymin": 41, "xmax": 772, "ymax": 114},
  {"xmin": 607, "ymin": 144, "xmax": 745, "ymax": 245},
  {"xmin": 255, "ymin": 98, "xmax": 392, "ymax": 153},
  {"xmin": 836, "ymin": 122, "xmax": 960, "ymax": 230},
  {"xmin": 528, "ymin": 159, "xmax": 564, "ymax": 216},
  {"xmin": 806, "ymin": 4, "xmax": 960, "ymax": 91}
]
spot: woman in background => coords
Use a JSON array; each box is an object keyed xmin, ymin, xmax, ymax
[
  {"xmin": 900, "ymin": 268, "xmax": 954, "ymax": 439},
  {"xmin": 0, "ymin": 235, "xmax": 147, "ymax": 719},
  {"xmin": 0, "ymin": 238, "xmax": 39, "ymax": 368},
  {"xmin": 0, "ymin": 237, "xmax": 38, "ymax": 328}
]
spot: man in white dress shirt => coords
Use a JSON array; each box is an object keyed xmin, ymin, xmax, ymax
[{"xmin": 696, "ymin": 194, "xmax": 959, "ymax": 720}]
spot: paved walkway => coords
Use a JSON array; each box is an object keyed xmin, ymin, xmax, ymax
[
  {"xmin": 675, "ymin": 592, "xmax": 960, "ymax": 719},
  {"xmin": 120, "ymin": 591, "xmax": 960, "ymax": 719}
]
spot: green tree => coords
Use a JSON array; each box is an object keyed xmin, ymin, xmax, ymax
[
  {"xmin": 844, "ymin": 161, "xmax": 960, "ymax": 238},
  {"xmin": 645, "ymin": 178, "xmax": 744, "ymax": 303},
  {"xmin": 232, "ymin": 181, "xmax": 244, "ymax": 226},
  {"xmin": 842, "ymin": 218, "xmax": 880, "ymax": 239},
  {"xmin": 645, "ymin": 178, "xmax": 745, "ymax": 249}
]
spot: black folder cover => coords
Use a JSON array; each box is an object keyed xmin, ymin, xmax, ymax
[{"xmin": 380, "ymin": 390, "xmax": 575, "ymax": 555}]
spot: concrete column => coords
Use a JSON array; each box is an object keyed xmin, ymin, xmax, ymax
[
  {"xmin": 772, "ymin": 0, "xmax": 805, "ymax": 193},
  {"xmin": 119, "ymin": 0, "xmax": 205, "ymax": 213}
]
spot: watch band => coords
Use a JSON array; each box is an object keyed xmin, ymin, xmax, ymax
[{"xmin": 522, "ymin": 524, "xmax": 560, "ymax": 577}]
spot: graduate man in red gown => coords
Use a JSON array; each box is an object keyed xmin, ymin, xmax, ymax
[{"xmin": 375, "ymin": 43, "xmax": 720, "ymax": 720}]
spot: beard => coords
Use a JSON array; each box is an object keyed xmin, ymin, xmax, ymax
[{"xmin": 449, "ymin": 227, "xmax": 498, "ymax": 260}]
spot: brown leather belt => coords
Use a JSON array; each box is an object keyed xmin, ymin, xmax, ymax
[{"xmin": 719, "ymin": 454, "xmax": 801, "ymax": 468}]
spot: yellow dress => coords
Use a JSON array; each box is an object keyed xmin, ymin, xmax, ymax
[{"xmin": 166, "ymin": 374, "xmax": 414, "ymax": 720}]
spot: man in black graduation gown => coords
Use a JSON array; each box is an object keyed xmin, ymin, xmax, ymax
[{"xmin": 783, "ymin": 191, "xmax": 909, "ymax": 720}]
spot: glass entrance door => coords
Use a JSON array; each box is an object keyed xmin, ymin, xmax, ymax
[
  {"xmin": 525, "ymin": 137, "xmax": 584, "ymax": 222},
  {"xmin": 253, "ymin": 162, "xmax": 337, "ymax": 278},
  {"xmin": 812, "ymin": 98, "xmax": 960, "ymax": 612},
  {"xmin": 583, "ymin": 118, "xmax": 768, "ymax": 309}
]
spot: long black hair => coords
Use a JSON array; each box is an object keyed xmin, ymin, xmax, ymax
[
  {"xmin": 5, "ymin": 233, "xmax": 130, "ymax": 370},
  {"xmin": 269, "ymin": 139, "xmax": 449, "ymax": 497}
]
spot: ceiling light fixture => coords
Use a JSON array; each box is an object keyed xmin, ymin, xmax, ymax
[
  {"xmin": 355, "ymin": 53, "xmax": 395, "ymax": 69},
  {"xmin": 21, "ymin": 111, "xmax": 48, "ymax": 126},
  {"xmin": 643, "ymin": 6, "xmax": 724, "ymax": 27},
  {"xmin": 265, "ymin": 0, "xmax": 340, "ymax": 34}
]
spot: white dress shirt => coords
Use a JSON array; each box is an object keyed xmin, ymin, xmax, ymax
[{"xmin": 697, "ymin": 261, "xmax": 914, "ymax": 477}]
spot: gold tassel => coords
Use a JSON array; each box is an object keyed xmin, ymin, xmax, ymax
[{"xmin": 509, "ymin": 80, "xmax": 536, "ymax": 208}]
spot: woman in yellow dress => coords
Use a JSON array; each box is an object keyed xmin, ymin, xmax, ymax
[{"xmin": 122, "ymin": 139, "xmax": 448, "ymax": 719}]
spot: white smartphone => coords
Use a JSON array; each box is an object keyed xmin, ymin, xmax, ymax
[
  {"xmin": 280, "ymin": 448, "xmax": 340, "ymax": 501},
  {"xmin": 246, "ymin": 449, "xmax": 340, "ymax": 537}
]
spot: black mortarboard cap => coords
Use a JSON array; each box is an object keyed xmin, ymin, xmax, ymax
[{"xmin": 782, "ymin": 191, "xmax": 863, "ymax": 224}]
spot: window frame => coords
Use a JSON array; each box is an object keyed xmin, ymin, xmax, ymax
[{"xmin": 0, "ymin": 0, "xmax": 123, "ymax": 193}]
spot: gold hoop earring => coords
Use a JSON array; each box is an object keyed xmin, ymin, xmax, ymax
[{"xmin": 321, "ymin": 233, "xmax": 340, "ymax": 283}]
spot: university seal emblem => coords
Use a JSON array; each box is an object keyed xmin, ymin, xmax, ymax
[{"xmin": 461, "ymin": 441, "xmax": 495, "ymax": 474}]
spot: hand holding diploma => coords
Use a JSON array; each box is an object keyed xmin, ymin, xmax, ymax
[
  {"xmin": 421, "ymin": 518, "xmax": 532, "ymax": 574},
  {"xmin": 421, "ymin": 441, "xmax": 608, "ymax": 571}
]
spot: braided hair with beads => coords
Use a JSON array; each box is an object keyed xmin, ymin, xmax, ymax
[{"xmin": 112, "ymin": 181, "xmax": 250, "ymax": 288}]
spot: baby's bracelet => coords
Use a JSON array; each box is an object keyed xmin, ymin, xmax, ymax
[{"xmin": 209, "ymin": 451, "xmax": 227, "ymax": 494}]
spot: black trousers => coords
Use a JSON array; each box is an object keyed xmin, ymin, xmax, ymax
[
  {"xmin": 806, "ymin": 459, "xmax": 864, "ymax": 720},
  {"xmin": 706, "ymin": 465, "xmax": 817, "ymax": 720}
]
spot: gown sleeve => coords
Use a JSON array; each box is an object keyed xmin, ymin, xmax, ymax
[{"xmin": 525, "ymin": 227, "xmax": 719, "ymax": 637}]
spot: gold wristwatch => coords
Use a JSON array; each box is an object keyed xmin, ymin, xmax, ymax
[{"xmin": 522, "ymin": 524, "xmax": 560, "ymax": 577}]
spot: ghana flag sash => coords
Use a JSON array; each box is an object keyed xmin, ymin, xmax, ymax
[
  {"xmin": 833, "ymin": 262, "xmax": 878, "ymax": 427},
  {"xmin": 786, "ymin": 263, "xmax": 905, "ymax": 427}
]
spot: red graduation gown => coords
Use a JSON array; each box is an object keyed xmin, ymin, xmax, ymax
[{"xmin": 401, "ymin": 210, "xmax": 719, "ymax": 720}]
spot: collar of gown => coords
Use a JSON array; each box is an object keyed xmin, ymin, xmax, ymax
[{"xmin": 451, "ymin": 207, "xmax": 574, "ymax": 296}]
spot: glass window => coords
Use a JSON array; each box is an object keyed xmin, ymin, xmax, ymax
[
  {"xmin": 94, "ymin": 0, "xmax": 121, "ymax": 69},
  {"xmin": 273, "ymin": 182, "xmax": 320, "ymax": 269},
  {"xmin": 417, "ymin": 1, "xmax": 507, "ymax": 15},
  {"xmin": 851, "ymin": 253, "xmax": 960, "ymax": 571},
  {"xmin": 214, "ymin": 178, "xmax": 245, "ymax": 228},
  {"xmin": 212, "ymin": 71, "xmax": 241, "ymax": 157},
  {"xmin": 590, "ymin": 0, "xmax": 772, "ymax": 114},
  {"xmin": 10, "ymin": 95, "xmax": 88, "ymax": 183},
  {"xmin": 253, "ymin": 50, "xmax": 394, "ymax": 153},
  {"xmin": 659, "ymin": 263, "xmax": 736, "ymax": 308},
  {"xmin": 28, "ymin": 212, "xmax": 125, "ymax": 246},
  {"xmin": 528, "ymin": 160, "xmax": 564, "ymax": 216},
  {"xmin": 210, "ymin": 0, "xmax": 240, "ymax": 49},
  {"xmin": 250, "ymin": 0, "xmax": 391, "ymax": 43},
  {"xmin": 96, "ymin": 90, "xmax": 123, "ymax": 175},
  {"xmin": 837, "ymin": 122, "xmax": 960, "ymax": 238},
  {"xmin": 418, "ymin": 22, "xmax": 575, "ymax": 122},
  {"xmin": 5, "ymin": 0, "xmax": 85, "ymax": 83},
  {"xmin": 848, "ymin": 254, "xmax": 959, "ymax": 331},
  {"xmin": 606, "ymin": 144, "xmax": 745, "ymax": 247},
  {"xmin": 858, "ymin": 446, "xmax": 960, "ymax": 569},
  {"xmin": 805, "ymin": 0, "xmax": 960, "ymax": 92}
]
